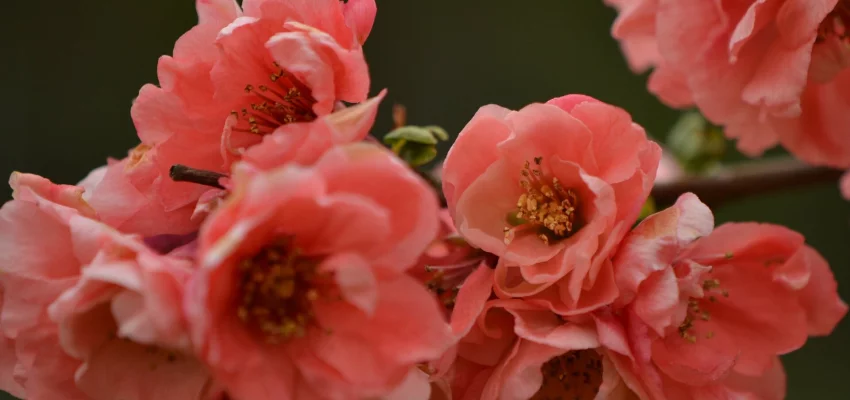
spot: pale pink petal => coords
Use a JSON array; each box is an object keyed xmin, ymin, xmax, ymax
[{"xmin": 614, "ymin": 193, "xmax": 713, "ymax": 303}]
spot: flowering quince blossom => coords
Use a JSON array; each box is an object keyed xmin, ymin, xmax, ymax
[
  {"xmin": 442, "ymin": 94, "xmax": 661, "ymax": 315},
  {"xmin": 83, "ymin": 0, "xmax": 379, "ymax": 236},
  {"xmin": 187, "ymin": 143, "xmax": 453, "ymax": 400},
  {"xmin": 611, "ymin": 193, "xmax": 848, "ymax": 399},
  {"xmin": 425, "ymin": 266, "xmax": 644, "ymax": 400},
  {"xmin": 607, "ymin": 0, "xmax": 850, "ymax": 168},
  {"xmin": 0, "ymin": 173, "xmax": 218, "ymax": 400}
]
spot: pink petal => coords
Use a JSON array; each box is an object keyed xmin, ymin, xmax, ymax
[
  {"xmin": 327, "ymin": 253, "xmax": 378, "ymax": 315},
  {"xmin": 442, "ymin": 105, "xmax": 512, "ymax": 213},
  {"xmin": 614, "ymin": 193, "xmax": 713, "ymax": 303},
  {"xmin": 343, "ymin": 0, "xmax": 377, "ymax": 44},
  {"xmin": 791, "ymin": 246, "xmax": 848, "ymax": 336}
]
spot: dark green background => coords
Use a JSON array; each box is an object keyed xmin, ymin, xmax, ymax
[{"xmin": 1, "ymin": 1, "xmax": 847, "ymax": 398}]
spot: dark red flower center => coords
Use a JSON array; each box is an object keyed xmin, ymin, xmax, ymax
[
  {"xmin": 817, "ymin": 0, "xmax": 850, "ymax": 43},
  {"xmin": 236, "ymin": 238, "xmax": 324, "ymax": 343},
  {"xmin": 532, "ymin": 350, "xmax": 604, "ymax": 400},
  {"xmin": 231, "ymin": 63, "xmax": 318, "ymax": 135}
]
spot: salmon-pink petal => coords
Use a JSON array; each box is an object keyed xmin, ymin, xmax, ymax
[
  {"xmin": 268, "ymin": 23, "xmax": 369, "ymax": 110},
  {"xmin": 242, "ymin": 90, "xmax": 386, "ymax": 170},
  {"xmin": 0, "ymin": 335, "xmax": 24, "ymax": 398},
  {"xmin": 451, "ymin": 266, "xmax": 495, "ymax": 336},
  {"xmin": 614, "ymin": 193, "xmax": 713, "ymax": 303},
  {"xmin": 305, "ymin": 331, "xmax": 408, "ymax": 393},
  {"xmin": 197, "ymin": 0, "xmax": 241, "ymax": 26},
  {"xmin": 791, "ymin": 246, "xmax": 848, "ymax": 336},
  {"xmin": 775, "ymin": 0, "xmax": 837, "ymax": 48},
  {"xmin": 10, "ymin": 173, "xmax": 97, "ymax": 218},
  {"xmin": 632, "ymin": 267, "xmax": 680, "ymax": 336},
  {"xmin": 565, "ymin": 100, "xmax": 653, "ymax": 184},
  {"xmin": 723, "ymin": 356, "xmax": 786, "ymax": 400},
  {"xmin": 315, "ymin": 144, "xmax": 439, "ymax": 271},
  {"xmin": 507, "ymin": 308, "xmax": 600, "ymax": 350},
  {"xmin": 545, "ymin": 94, "xmax": 600, "ymax": 113},
  {"xmin": 650, "ymin": 327, "xmax": 737, "ymax": 386},
  {"xmin": 682, "ymin": 222, "xmax": 803, "ymax": 266},
  {"xmin": 454, "ymin": 160, "xmax": 528, "ymax": 259},
  {"xmin": 500, "ymin": 103, "xmax": 596, "ymax": 174},
  {"xmin": 442, "ymin": 105, "xmax": 512, "ymax": 213},
  {"xmin": 314, "ymin": 275, "xmax": 452, "ymax": 365},
  {"xmin": 382, "ymin": 367, "xmax": 431, "ymax": 400},
  {"xmin": 326, "ymin": 253, "xmax": 378, "ymax": 315},
  {"xmin": 343, "ymin": 0, "xmax": 377, "ymax": 44},
  {"xmin": 0, "ymin": 201, "xmax": 82, "ymax": 280},
  {"xmin": 705, "ymin": 265, "xmax": 808, "ymax": 372},
  {"xmin": 485, "ymin": 340, "xmax": 564, "ymax": 400},
  {"xmin": 74, "ymin": 338, "xmax": 211, "ymax": 400}
]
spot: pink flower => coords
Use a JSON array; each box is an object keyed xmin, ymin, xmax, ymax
[
  {"xmin": 608, "ymin": 0, "xmax": 850, "ymax": 168},
  {"xmin": 187, "ymin": 143, "xmax": 452, "ymax": 400},
  {"xmin": 429, "ymin": 266, "xmax": 646, "ymax": 400},
  {"xmin": 841, "ymin": 169, "xmax": 850, "ymax": 199},
  {"xmin": 124, "ymin": 0, "xmax": 377, "ymax": 225},
  {"xmin": 0, "ymin": 173, "xmax": 100, "ymax": 399},
  {"xmin": 81, "ymin": 145, "xmax": 203, "ymax": 236},
  {"xmin": 240, "ymin": 89, "xmax": 386, "ymax": 171},
  {"xmin": 655, "ymin": 149, "xmax": 685, "ymax": 185},
  {"xmin": 0, "ymin": 173, "xmax": 218, "ymax": 400},
  {"xmin": 441, "ymin": 94, "xmax": 661, "ymax": 315},
  {"xmin": 612, "ymin": 193, "xmax": 848, "ymax": 399}
]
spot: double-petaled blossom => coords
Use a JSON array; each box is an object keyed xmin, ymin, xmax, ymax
[
  {"xmin": 441, "ymin": 94, "xmax": 661, "ymax": 315},
  {"xmin": 607, "ymin": 0, "xmax": 850, "ymax": 168},
  {"xmin": 611, "ymin": 193, "xmax": 847, "ymax": 399},
  {"xmin": 0, "ymin": 174, "xmax": 217, "ymax": 400},
  {"xmin": 426, "ymin": 266, "xmax": 645, "ymax": 400},
  {"xmin": 86, "ymin": 0, "xmax": 379, "ymax": 235},
  {"xmin": 186, "ymin": 143, "xmax": 453, "ymax": 400}
]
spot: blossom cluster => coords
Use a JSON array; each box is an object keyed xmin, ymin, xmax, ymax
[
  {"xmin": 0, "ymin": 1, "xmax": 847, "ymax": 400},
  {"xmin": 605, "ymin": 0, "xmax": 850, "ymax": 190}
]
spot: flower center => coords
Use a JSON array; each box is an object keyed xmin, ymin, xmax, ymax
[
  {"xmin": 532, "ymin": 350, "xmax": 604, "ymax": 400},
  {"xmin": 236, "ymin": 238, "xmax": 321, "ymax": 343},
  {"xmin": 505, "ymin": 157, "xmax": 580, "ymax": 245},
  {"xmin": 677, "ymin": 278, "xmax": 728, "ymax": 343},
  {"xmin": 231, "ymin": 63, "xmax": 318, "ymax": 135},
  {"xmin": 817, "ymin": 1, "xmax": 850, "ymax": 43}
]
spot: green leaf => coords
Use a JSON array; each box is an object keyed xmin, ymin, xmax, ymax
[
  {"xmin": 666, "ymin": 111, "xmax": 726, "ymax": 174},
  {"xmin": 423, "ymin": 125, "xmax": 450, "ymax": 141},
  {"xmin": 638, "ymin": 197, "xmax": 657, "ymax": 221},
  {"xmin": 384, "ymin": 126, "xmax": 439, "ymax": 146},
  {"xmin": 399, "ymin": 144, "xmax": 438, "ymax": 167}
]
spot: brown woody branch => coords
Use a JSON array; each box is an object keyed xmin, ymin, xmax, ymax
[
  {"xmin": 169, "ymin": 164, "xmax": 227, "ymax": 189},
  {"xmin": 651, "ymin": 157, "xmax": 844, "ymax": 208}
]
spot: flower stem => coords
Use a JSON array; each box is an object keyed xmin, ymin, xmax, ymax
[
  {"xmin": 651, "ymin": 157, "xmax": 844, "ymax": 208},
  {"xmin": 169, "ymin": 164, "xmax": 227, "ymax": 189}
]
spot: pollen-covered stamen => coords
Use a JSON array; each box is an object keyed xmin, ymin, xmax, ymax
[
  {"xmin": 505, "ymin": 157, "xmax": 579, "ymax": 245},
  {"xmin": 424, "ymin": 258, "xmax": 483, "ymax": 310},
  {"xmin": 532, "ymin": 350, "xmax": 604, "ymax": 400},
  {"xmin": 678, "ymin": 278, "xmax": 728, "ymax": 343},
  {"xmin": 237, "ymin": 237, "xmax": 324, "ymax": 343},
  {"xmin": 818, "ymin": 0, "xmax": 850, "ymax": 43},
  {"xmin": 232, "ymin": 63, "xmax": 318, "ymax": 135}
]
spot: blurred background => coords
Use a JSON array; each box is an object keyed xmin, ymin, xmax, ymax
[{"xmin": 1, "ymin": 0, "xmax": 848, "ymax": 398}]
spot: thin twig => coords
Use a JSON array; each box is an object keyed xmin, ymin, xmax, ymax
[
  {"xmin": 169, "ymin": 164, "xmax": 227, "ymax": 189},
  {"xmin": 651, "ymin": 157, "xmax": 844, "ymax": 208}
]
